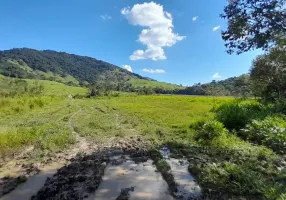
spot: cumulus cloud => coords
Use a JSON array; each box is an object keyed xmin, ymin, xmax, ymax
[
  {"xmin": 130, "ymin": 46, "xmax": 166, "ymax": 61},
  {"xmin": 212, "ymin": 73, "xmax": 222, "ymax": 79},
  {"xmin": 122, "ymin": 65, "xmax": 133, "ymax": 72},
  {"xmin": 101, "ymin": 14, "xmax": 112, "ymax": 20},
  {"xmin": 192, "ymin": 16, "xmax": 198, "ymax": 21},
  {"xmin": 121, "ymin": 2, "xmax": 185, "ymax": 61},
  {"xmin": 213, "ymin": 25, "xmax": 220, "ymax": 32},
  {"xmin": 142, "ymin": 68, "xmax": 166, "ymax": 74}
]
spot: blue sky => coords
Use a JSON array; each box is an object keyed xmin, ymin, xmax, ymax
[{"xmin": 0, "ymin": 0, "xmax": 262, "ymax": 86}]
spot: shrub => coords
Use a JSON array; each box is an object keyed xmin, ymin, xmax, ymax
[
  {"xmin": 189, "ymin": 118, "xmax": 207, "ymax": 130},
  {"xmin": 199, "ymin": 162, "xmax": 269, "ymax": 197},
  {"xmin": 241, "ymin": 116, "xmax": 286, "ymax": 153},
  {"xmin": 216, "ymin": 101, "xmax": 270, "ymax": 130},
  {"xmin": 273, "ymin": 101, "xmax": 286, "ymax": 114},
  {"xmin": 195, "ymin": 120, "xmax": 227, "ymax": 145},
  {"xmin": 277, "ymin": 193, "xmax": 286, "ymax": 200}
]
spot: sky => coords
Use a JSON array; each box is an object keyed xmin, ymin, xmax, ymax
[{"xmin": 0, "ymin": 0, "xmax": 262, "ymax": 86}]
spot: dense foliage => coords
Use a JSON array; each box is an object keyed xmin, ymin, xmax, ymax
[
  {"xmin": 194, "ymin": 120, "xmax": 227, "ymax": 145},
  {"xmin": 214, "ymin": 100, "xmax": 286, "ymax": 154},
  {"xmin": 221, "ymin": 0, "xmax": 286, "ymax": 54},
  {"xmin": 190, "ymin": 99, "xmax": 286, "ymax": 199},
  {"xmin": 242, "ymin": 116, "xmax": 286, "ymax": 153},
  {"xmin": 215, "ymin": 101, "xmax": 271, "ymax": 130},
  {"xmin": 250, "ymin": 47, "xmax": 286, "ymax": 102}
]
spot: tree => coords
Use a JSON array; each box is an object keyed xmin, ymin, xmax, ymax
[
  {"xmin": 88, "ymin": 85, "xmax": 102, "ymax": 97},
  {"xmin": 89, "ymin": 88, "xmax": 97, "ymax": 97},
  {"xmin": 250, "ymin": 47, "xmax": 286, "ymax": 101},
  {"xmin": 221, "ymin": 0, "xmax": 286, "ymax": 54}
]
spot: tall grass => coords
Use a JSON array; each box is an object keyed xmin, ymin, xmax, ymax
[
  {"xmin": 215, "ymin": 100, "xmax": 272, "ymax": 130},
  {"xmin": 0, "ymin": 97, "xmax": 76, "ymax": 159},
  {"xmin": 0, "ymin": 96, "xmax": 60, "ymax": 114}
]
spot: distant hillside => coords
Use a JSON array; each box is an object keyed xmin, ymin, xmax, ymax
[
  {"xmin": 178, "ymin": 74, "xmax": 252, "ymax": 97},
  {"xmin": 0, "ymin": 48, "xmax": 145, "ymax": 84},
  {"xmin": 0, "ymin": 48, "xmax": 182, "ymax": 91}
]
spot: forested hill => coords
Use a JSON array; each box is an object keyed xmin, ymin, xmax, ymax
[
  {"xmin": 0, "ymin": 48, "xmax": 149, "ymax": 86},
  {"xmin": 178, "ymin": 74, "xmax": 252, "ymax": 97}
]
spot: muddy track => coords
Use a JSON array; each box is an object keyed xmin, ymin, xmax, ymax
[
  {"xmin": 1, "ymin": 108, "xmax": 203, "ymax": 200},
  {"xmin": 0, "ymin": 108, "xmax": 154, "ymax": 200},
  {"xmin": 67, "ymin": 108, "xmax": 96, "ymax": 156},
  {"xmin": 0, "ymin": 108, "xmax": 96, "ymax": 199},
  {"xmin": 30, "ymin": 137, "xmax": 204, "ymax": 200},
  {"xmin": 31, "ymin": 135, "xmax": 152, "ymax": 200}
]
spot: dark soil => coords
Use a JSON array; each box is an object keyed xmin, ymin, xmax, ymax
[
  {"xmin": 31, "ymin": 155, "xmax": 106, "ymax": 200},
  {"xmin": 0, "ymin": 165, "xmax": 39, "ymax": 197},
  {"xmin": 31, "ymin": 135, "xmax": 151, "ymax": 200}
]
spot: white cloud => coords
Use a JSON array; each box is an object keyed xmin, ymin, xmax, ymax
[
  {"xmin": 212, "ymin": 73, "xmax": 222, "ymax": 79},
  {"xmin": 122, "ymin": 65, "xmax": 133, "ymax": 72},
  {"xmin": 130, "ymin": 46, "xmax": 166, "ymax": 61},
  {"xmin": 101, "ymin": 14, "xmax": 112, "ymax": 20},
  {"xmin": 213, "ymin": 25, "xmax": 220, "ymax": 32},
  {"xmin": 192, "ymin": 16, "xmax": 198, "ymax": 21},
  {"xmin": 142, "ymin": 68, "xmax": 166, "ymax": 74},
  {"xmin": 121, "ymin": 2, "xmax": 185, "ymax": 61}
]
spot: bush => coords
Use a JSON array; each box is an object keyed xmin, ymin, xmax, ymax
[
  {"xmin": 198, "ymin": 162, "xmax": 270, "ymax": 197},
  {"xmin": 195, "ymin": 120, "xmax": 227, "ymax": 145},
  {"xmin": 216, "ymin": 101, "xmax": 270, "ymax": 130},
  {"xmin": 189, "ymin": 118, "xmax": 207, "ymax": 130},
  {"xmin": 241, "ymin": 116, "xmax": 286, "ymax": 153},
  {"xmin": 277, "ymin": 193, "xmax": 286, "ymax": 200},
  {"xmin": 273, "ymin": 101, "xmax": 286, "ymax": 114}
]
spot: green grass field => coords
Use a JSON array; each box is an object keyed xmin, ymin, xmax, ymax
[
  {"xmin": 0, "ymin": 98, "xmax": 77, "ymax": 158},
  {"xmin": 0, "ymin": 80, "xmax": 232, "ymax": 157},
  {"xmin": 24, "ymin": 79, "xmax": 87, "ymax": 97},
  {"xmin": 1, "ymin": 78, "xmax": 285, "ymax": 199},
  {"xmin": 129, "ymin": 78, "xmax": 184, "ymax": 90}
]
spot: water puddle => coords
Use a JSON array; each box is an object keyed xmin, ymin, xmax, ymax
[
  {"xmin": 94, "ymin": 157, "xmax": 173, "ymax": 200},
  {"xmin": 160, "ymin": 146, "xmax": 202, "ymax": 199},
  {"xmin": 0, "ymin": 162, "xmax": 64, "ymax": 200}
]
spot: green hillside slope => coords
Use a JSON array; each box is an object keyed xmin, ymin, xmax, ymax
[
  {"xmin": 0, "ymin": 48, "xmax": 182, "ymax": 91},
  {"xmin": 0, "ymin": 48, "xmax": 145, "ymax": 84}
]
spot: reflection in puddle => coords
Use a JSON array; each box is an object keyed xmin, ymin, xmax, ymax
[
  {"xmin": 94, "ymin": 159, "xmax": 173, "ymax": 200},
  {"xmin": 160, "ymin": 146, "xmax": 202, "ymax": 199},
  {"xmin": 0, "ymin": 162, "xmax": 64, "ymax": 200},
  {"xmin": 166, "ymin": 159, "xmax": 202, "ymax": 199}
]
